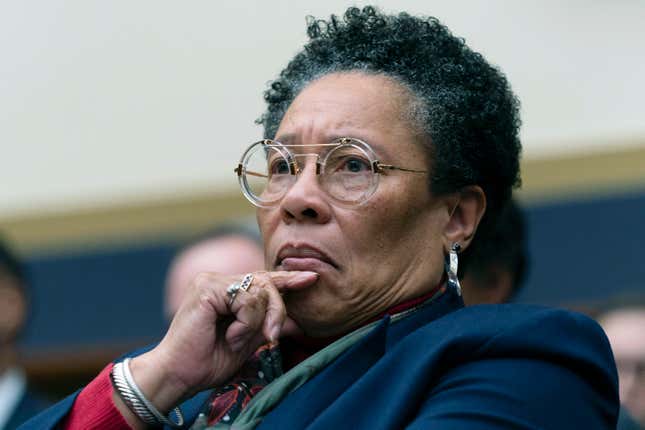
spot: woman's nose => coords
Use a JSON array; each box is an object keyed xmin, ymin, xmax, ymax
[{"xmin": 279, "ymin": 162, "xmax": 331, "ymax": 224}]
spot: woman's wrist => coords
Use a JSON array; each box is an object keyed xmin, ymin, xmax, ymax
[{"xmin": 127, "ymin": 349, "xmax": 192, "ymax": 415}]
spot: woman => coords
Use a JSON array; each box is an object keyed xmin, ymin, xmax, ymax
[{"xmin": 22, "ymin": 6, "xmax": 618, "ymax": 429}]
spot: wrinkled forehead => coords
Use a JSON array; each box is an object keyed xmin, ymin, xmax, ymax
[{"xmin": 273, "ymin": 73, "xmax": 417, "ymax": 159}]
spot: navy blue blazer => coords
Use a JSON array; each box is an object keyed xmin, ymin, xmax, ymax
[{"xmin": 20, "ymin": 287, "xmax": 618, "ymax": 429}]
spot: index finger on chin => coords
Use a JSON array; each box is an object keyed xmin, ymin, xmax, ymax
[{"xmin": 267, "ymin": 271, "xmax": 319, "ymax": 290}]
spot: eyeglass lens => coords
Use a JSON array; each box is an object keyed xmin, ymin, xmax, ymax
[{"xmin": 241, "ymin": 140, "xmax": 378, "ymax": 206}]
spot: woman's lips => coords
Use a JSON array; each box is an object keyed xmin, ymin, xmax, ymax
[
  {"xmin": 279, "ymin": 257, "xmax": 336, "ymax": 272},
  {"xmin": 275, "ymin": 244, "xmax": 339, "ymax": 271}
]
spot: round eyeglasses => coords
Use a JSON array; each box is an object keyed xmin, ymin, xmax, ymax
[{"xmin": 234, "ymin": 137, "xmax": 427, "ymax": 208}]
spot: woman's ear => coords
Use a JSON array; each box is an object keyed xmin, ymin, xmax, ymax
[{"xmin": 442, "ymin": 185, "xmax": 486, "ymax": 251}]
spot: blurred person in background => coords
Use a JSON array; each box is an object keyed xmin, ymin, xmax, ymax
[
  {"xmin": 600, "ymin": 305, "xmax": 645, "ymax": 429},
  {"xmin": 0, "ymin": 237, "xmax": 48, "ymax": 429},
  {"xmin": 460, "ymin": 198, "xmax": 528, "ymax": 305},
  {"xmin": 22, "ymin": 6, "xmax": 618, "ymax": 429},
  {"xmin": 164, "ymin": 224, "xmax": 264, "ymax": 320}
]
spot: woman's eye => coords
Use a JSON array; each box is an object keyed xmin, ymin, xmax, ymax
[
  {"xmin": 270, "ymin": 159, "xmax": 290, "ymax": 175},
  {"xmin": 342, "ymin": 157, "xmax": 370, "ymax": 173}
]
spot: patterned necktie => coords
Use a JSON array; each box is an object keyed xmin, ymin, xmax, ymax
[{"xmin": 204, "ymin": 342, "xmax": 283, "ymax": 426}]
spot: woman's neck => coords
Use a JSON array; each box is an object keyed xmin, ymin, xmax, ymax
[{"xmin": 281, "ymin": 284, "xmax": 444, "ymax": 371}]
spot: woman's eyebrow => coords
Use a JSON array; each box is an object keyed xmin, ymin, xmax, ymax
[
  {"xmin": 326, "ymin": 133, "xmax": 392, "ymax": 160},
  {"xmin": 273, "ymin": 133, "xmax": 296, "ymax": 144}
]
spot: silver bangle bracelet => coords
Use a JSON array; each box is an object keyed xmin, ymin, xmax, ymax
[
  {"xmin": 111, "ymin": 361, "xmax": 157, "ymax": 425},
  {"xmin": 111, "ymin": 358, "xmax": 185, "ymax": 429}
]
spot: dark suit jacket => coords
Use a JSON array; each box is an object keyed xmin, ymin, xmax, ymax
[{"xmin": 20, "ymin": 287, "xmax": 619, "ymax": 429}]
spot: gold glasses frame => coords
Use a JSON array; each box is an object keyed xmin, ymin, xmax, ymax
[{"xmin": 234, "ymin": 137, "xmax": 427, "ymax": 208}]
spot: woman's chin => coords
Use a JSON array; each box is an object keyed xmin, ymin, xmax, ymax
[{"xmin": 285, "ymin": 296, "xmax": 350, "ymax": 338}]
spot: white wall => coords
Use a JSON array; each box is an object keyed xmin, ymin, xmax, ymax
[{"xmin": 2, "ymin": 1, "xmax": 644, "ymax": 217}]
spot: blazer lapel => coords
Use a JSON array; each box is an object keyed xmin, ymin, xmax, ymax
[
  {"xmin": 386, "ymin": 285, "xmax": 464, "ymax": 349},
  {"xmin": 257, "ymin": 318, "xmax": 389, "ymax": 429},
  {"xmin": 257, "ymin": 286, "xmax": 464, "ymax": 430}
]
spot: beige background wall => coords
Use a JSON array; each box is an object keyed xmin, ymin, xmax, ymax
[
  {"xmin": 1, "ymin": 1, "xmax": 645, "ymax": 254},
  {"xmin": 2, "ymin": 1, "xmax": 645, "ymax": 217}
]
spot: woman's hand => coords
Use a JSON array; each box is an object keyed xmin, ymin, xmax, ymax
[{"xmin": 114, "ymin": 270, "xmax": 318, "ymax": 427}]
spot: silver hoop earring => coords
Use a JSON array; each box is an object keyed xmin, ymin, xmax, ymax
[{"xmin": 445, "ymin": 243, "xmax": 461, "ymax": 296}]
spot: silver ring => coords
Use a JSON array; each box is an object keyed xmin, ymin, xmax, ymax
[
  {"xmin": 226, "ymin": 282, "xmax": 241, "ymax": 307},
  {"xmin": 226, "ymin": 273, "xmax": 255, "ymax": 307},
  {"xmin": 239, "ymin": 273, "xmax": 254, "ymax": 292}
]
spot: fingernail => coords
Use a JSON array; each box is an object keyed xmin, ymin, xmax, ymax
[
  {"xmin": 269, "ymin": 325, "xmax": 281, "ymax": 343},
  {"xmin": 295, "ymin": 271, "xmax": 319, "ymax": 280}
]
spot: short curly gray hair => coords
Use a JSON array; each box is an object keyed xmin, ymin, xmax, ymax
[{"xmin": 258, "ymin": 6, "xmax": 522, "ymax": 272}]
